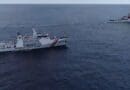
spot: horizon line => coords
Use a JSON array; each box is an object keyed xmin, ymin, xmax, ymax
[{"xmin": 0, "ymin": 3, "xmax": 130, "ymax": 4}]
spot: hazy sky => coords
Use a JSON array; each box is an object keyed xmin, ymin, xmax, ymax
[{"xmin": 0, "ymin": 0, "xmax": 130, "ymax": 4}]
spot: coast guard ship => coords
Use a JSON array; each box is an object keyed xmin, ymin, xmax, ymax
[{"xmin": 0, "ymin": 28, "xmax": 67, "ymax": 52}]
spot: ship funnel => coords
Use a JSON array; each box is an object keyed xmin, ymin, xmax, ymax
[
  {"xmin": 16, "ymin": 34, "xmax": 24, "ymax": 48},
  {"xmin": 32, "ymin": 28, "xmax": 37, "ymax": 38}
]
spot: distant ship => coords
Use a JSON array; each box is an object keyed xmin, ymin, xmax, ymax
[
  {"xmin": 0, "ymin": 28, "xmax": 67, "ymax": 52},
  {"xmin": 108, "ymin": 13, "xmax": 130, "ymax": 23}
]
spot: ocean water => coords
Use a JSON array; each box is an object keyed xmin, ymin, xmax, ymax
[{"xmin": 0, "ymin": 4, "xmax": 130, "ymax": 90}]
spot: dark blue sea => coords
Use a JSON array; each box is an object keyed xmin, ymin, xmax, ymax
[{"xmin": 0, "ymin": 4, "xmax": 130, "ymax": 90}]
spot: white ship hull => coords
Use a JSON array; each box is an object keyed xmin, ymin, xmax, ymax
[
  {"xmin": 0, "ymin": 29, "xmax": 67, "ymax": 53},
  {"xmin": 0, "ymin": 38, "xmax": 67, "ymax": 53}
]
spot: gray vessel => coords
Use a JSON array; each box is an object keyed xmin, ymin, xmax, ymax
[
  {"xmin": 0, "ymin": 28, "xmax": 67, "ymax": 52},
  {"xmin": 108, "ymin": 13, "xmax": 130, "ymax": 23}
]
